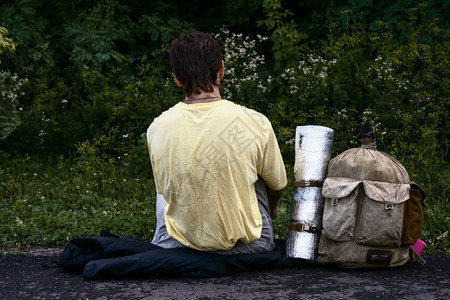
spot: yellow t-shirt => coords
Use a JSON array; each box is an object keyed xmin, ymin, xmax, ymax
[{"xmin": 147, "ymin": 100, "xmax": 287, "ymax": 251}]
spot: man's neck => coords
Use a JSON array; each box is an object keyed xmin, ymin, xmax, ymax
[{"xmin": 183, "ymin": 89, "xmax": 222, "ymax": 104}]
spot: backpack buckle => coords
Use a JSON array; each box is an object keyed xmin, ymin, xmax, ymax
[
  {"xmin": 385, "ymin": 203, "xmax": 394, "ymax": 210},
  {"xmin": 331, "ymin": 198, "xmax": 339, "ymax": 206}
]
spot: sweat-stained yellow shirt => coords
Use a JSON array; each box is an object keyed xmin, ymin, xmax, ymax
[{"xmin": 147, "ymin": 100, "xmax": 287, "ymax": 251}]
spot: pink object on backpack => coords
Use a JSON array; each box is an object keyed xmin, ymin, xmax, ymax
[{"xmin": 411, "ymin": 239, "xmax": 426, "ymax": 261}]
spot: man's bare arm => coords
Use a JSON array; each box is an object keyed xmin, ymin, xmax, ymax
[{"xmin": 266, "ymin": 185, "xmax": 284, "ymax": 219}]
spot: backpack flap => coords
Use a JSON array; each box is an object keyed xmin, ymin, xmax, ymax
[
  {"xmin": 322, "ymin": 177, "xmax": 361, "ymax": 199},
  {"xmin": 362, "ymin": 181, "xmax": 410, "ymax": 204}
]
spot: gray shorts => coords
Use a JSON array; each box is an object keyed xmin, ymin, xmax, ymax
[{"xmin": 151, "ymin": 177, "xmax": 275, "ymax": 255}]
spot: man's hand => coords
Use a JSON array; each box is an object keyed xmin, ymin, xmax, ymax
[{"xmin": 266, "ymin": 185, "xmax": 284, "ymax": 219}]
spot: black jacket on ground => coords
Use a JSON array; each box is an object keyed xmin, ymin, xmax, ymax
[{"xmin": 58, "ymin": 233, "xmax": 292, "ymax": 279}]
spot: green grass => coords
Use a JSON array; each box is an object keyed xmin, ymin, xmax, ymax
[
  {"xmin": 0, "ymin": 155, "xmax": 157, "ymax": 251},
  {"xmin": 0, "ymin": 155, "xmax": 448, "ymax": 256}
]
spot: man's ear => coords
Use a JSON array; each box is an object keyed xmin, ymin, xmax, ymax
[
  {"xmin": 219, "ymin": 60, "xmax": 225, "ymax": 79},
  {"xmin": 172, "ymin": 73, "xmax": 183, "ymax": 87}
]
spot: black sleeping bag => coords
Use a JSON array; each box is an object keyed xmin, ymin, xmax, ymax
[{"xmin": 57, "ymin": 232, "xmax": 293, "ymax": 279}]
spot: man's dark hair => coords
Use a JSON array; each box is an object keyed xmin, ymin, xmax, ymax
[{"xmin": 169, "ymin": 30, "xmax": 222, "ymax": 97}]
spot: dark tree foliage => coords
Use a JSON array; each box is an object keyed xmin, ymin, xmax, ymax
[{"xmin": 0, "ymin": 0, "xmax": 448, "ymax": 156}]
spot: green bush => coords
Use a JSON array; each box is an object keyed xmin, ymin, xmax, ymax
[{"xmin": 260, "ymin": 1, "xmax": 449, "ymax": 253}]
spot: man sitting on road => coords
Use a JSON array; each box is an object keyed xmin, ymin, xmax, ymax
[{"xmin": 147, "ymin": 30, "xmax": 287, "ymax": 254}]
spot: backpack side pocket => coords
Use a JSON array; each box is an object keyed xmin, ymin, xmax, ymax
[{"xmin": 401, "ymin": 183, "xmax": 426, "ymax": 245}]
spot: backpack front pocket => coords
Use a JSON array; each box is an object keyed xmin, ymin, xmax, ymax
[
  {"xmin": 355, "ymin": 181, "xmax": 410, "ymax": 247},
  {"xmin": 322, "ymin": 178, "xmax": 361, "ymax": 241}
]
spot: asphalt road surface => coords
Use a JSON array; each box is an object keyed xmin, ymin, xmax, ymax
[{"xmin": 0, "ymin": 252, "xmax": 449, "ymax": 300}]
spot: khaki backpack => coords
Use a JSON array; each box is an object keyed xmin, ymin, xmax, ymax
[{"xmin": 317, "ymin": 130, "xmax": 426, "ymax": 268}]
